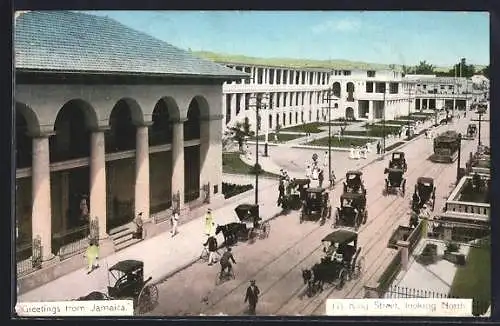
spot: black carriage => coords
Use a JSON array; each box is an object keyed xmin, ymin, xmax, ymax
[
  {"xmin": 343, "ymin": 170, "xmax": 366, "ymax": 195},
  {"xmin": 76, "ymin": 260, "xmax": 159, "ymax": 314},
  {"xmin": 413, "ymin": 177, "xmax": 436, "ymax": 211},
  {"xmin": 234, "ymin": 204, "xmax": 271, "ymax": 239},
  {"xmin": 302, "ymin": 230, "xmax": 364, "ymax": 296},
  {"xmin": 333, "ymin": 192, "xmax": 367, "ymax": 230},
  {"xmin": 384, "ymin": 167, "xmax": 406, "ymax": 196},
  {"xmin": 300, "ymin": 188, "xmax": 332, "ymax": 224},
  {"xmin": 465, "ymin": 124, "xmax": 477, "ymax": 139},
  {"xmin": 389, "ymin": 151, "xmax": 407, "ymax": 172},
  {"xmin": 283, "ymin": 178, "xmax": 310, "ymax": 210}
]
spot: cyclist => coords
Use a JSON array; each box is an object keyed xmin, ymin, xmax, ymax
[{"xmin": 220, "ymin": 247, "xmax": 236, "ymax": 277}]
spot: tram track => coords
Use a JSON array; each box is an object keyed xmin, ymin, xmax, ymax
[
  {"xmin": 199, "ymin": 136, "xmax": 447, "ymax": 315},
  {"xmin": 151, "ymin": 119, "xmax": 477, "ymax": 316}
]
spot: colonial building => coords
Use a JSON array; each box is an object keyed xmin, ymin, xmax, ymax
[
  {"xmin": 218, "ymin": 63, "xmax": 418, "ymax": 133},
  {"xmin": 15, "ymin": 11, "xmax": 245, "ymax": 266}
]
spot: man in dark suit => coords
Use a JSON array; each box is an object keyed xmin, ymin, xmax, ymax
[{"xmin": 244, "ymin": 280, "xmax": 260, "ymax": 315}]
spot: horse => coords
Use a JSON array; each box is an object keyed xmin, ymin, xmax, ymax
[
  {"xmin": 302, "ymin": 262, "xmax": 330, "ymax": 296},
  {"xmin": 77, "ymin": 291, "xmax": 109, "ymax": 301},
  {"xmin": 216, "ymin": 223, "xmax": 245, "ymax": 245}
]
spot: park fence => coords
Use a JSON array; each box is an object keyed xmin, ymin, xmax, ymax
[{"xmin": 385, "ymin": 285, "xmax": 490, "ymax": 317}]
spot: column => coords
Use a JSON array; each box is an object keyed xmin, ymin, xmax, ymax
[
  {"xmin": 368, "ymin": 100, "xmax": 374, "ymax": 121},
  {"xmin": 135, "ymin": 124, "xmax": 151, "ymax": 221},
  {"xmin": 273, "ymin": 69, "xmax": 277, "ymax": 84},
  {"xmin": 32, "ymin": 134, "xmax": 53, "ymax": 260},
  {"xmin": 280, "ymin": 69, "xmax": 284, "ymax": 84},
  {"xmin": 265, "ymin": 68, "xmax": 270, "ymax": 85},
  {"xmin": 90, "ymin": 129, "xmax": 107, "ymax": 238},
  {"xmin": 397, "ymin": 240, "xmax": 409, "ymax": 271},
  {"xmin": 230, "ymin": 94, "xmax": 237, "ymax": 123},
  {"xmin": 287, "ymin": 70, "xmax": 292, "ymax": 85},
  {"xmin": 222, "ymin": 94, "xmax": 228, "ymax": 125},
  {"xmin": 251, "ymin": 67, "xmax": 256, "ymax": 84},
  {"xmin": 172, "ymin": 121, "xmax": 185, "ymax": 210}
]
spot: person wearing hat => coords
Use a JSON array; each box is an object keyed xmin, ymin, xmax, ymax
[
  {"xmin": 171, "ymin": 209, "xmax": 180, "ymax": 237},
  {"xmin": 85, "ymin": 238, "xmax": 99, "ymax": 274},
  {"xmin": 244, "ymin": 279, "xmax": 260, "ymax": 315},
  {"xmin": 205, "ymin": 208, "xmax": 214, "ymax": 236},
  {"xmin": 419, "ymin": 204, "xmax": 432, "ymax": 236},
  {"xmin": 133, "ymin": 212, "xmax": 144, "ymax": 239}
]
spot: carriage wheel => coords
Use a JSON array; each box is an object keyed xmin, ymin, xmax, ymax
[
  {"xmin": 261, "ymin": 221, "xmax": 271, "ymax": 239},
  {"xmin": 137, "ymin": 284, "xmax": 159, "ymax": 314},
  {"xmin": 352, "ymin": 256, "xmax": 365, "ymax": 280},
  {"xmin": 336, "ymin": 268, "xmax": 348, "ymax": 290}
]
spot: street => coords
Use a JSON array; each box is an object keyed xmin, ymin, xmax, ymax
[{"xmin": 145, "ymin": 115, "xmax": 484, "ymax": 316}]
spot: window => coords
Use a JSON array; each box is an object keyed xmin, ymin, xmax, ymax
[
  {"xmin": 367, "ymin": 71, "xmax": 376, "ymax": 77},
  {"xmin": 366, "ymin": 82, "xmax": 374, "ymax": 93},
  {"xmin": 343, "ymin": 70, "xmax": 351, "ymax": 76}
]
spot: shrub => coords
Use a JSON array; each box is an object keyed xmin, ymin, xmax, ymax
[
  {"xmin": 222, "ymin": 182, "xmax": 253, "ymax": 199},
  {"xmin": 446, "ymin": 242, "xmax": 461, "ymax": 253}
]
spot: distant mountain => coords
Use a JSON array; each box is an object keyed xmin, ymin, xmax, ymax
[{"xmin": 192, "ymin": 51, "xmax": 485, "ymax": 73}]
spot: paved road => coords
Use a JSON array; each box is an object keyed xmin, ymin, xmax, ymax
[{"xmin": 145, "ymin": 116, "xmax": 483, "ymax": 316}]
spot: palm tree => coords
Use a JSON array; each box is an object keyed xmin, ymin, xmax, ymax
[{"xmin": 226, "ymin": 119, "xmax": 254, "ymax": 152}]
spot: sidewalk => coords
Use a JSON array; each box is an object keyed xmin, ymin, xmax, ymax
[{"xmin": 19, "ymin": 178, "xmax": 282, "ymax": 302}]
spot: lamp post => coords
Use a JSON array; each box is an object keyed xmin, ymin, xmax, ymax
[
  {"xmin": 382, "ymin": 82, "xmax": 387, "ymax": 154},
  {"xmin": 249, "ymin": 93, "xmax": 269, "ymax": 205},
  {"xmin": 434, "ymin": 83, "xmax": 438, "ymax": 125},
  {"xmin": 322, "ymin": 80, "xmax": 339, "ymax": 183},
  {"xmin": 263, "ymin": 95, "xmax": 273, "ymax": 157},
  {"xmin": 407, "ymin": 82, "xmax": 412, "ymax": 134},
  {"xmin": 457, "ymin": 133, "xmax": 462, "ymax": 183}
]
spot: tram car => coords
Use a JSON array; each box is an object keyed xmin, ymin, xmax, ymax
[{"xmin": 430, "ymin": 130, "xmax": 461, "ymax": 163}]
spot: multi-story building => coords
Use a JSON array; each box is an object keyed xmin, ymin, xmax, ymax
[{"xmin": 217, "ymin": 61, "xmax": 488, "ymax": 133}]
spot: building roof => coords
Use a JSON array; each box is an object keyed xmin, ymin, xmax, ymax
[{"xmin": 15, "ymin": 11, "xmax": 248, "ymax": 79}]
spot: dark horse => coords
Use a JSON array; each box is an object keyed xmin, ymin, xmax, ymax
[
  {"xmin": 216, "ymin": 223, "xmax": 246, "ymax": 245},
  {"xmin": 77, "ymin": 291, "xmax": 110, "ymax": 301},
  {"xmin": 302, "ymin": 262, "xmax": 330, "ymax": 297}
]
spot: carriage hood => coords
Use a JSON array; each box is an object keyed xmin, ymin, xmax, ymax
[
  {"xmin": 109, "ymin": 260, "xmax": 143, "ymax": 273},
  {"xmin": 322, "ymin": 230, "xmax": 357, "ymax": 245},
  {"xmin": 234, "ymin": 204, "xmax": 259, "ymax": 221}
]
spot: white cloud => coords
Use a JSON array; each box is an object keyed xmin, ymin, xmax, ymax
[{"xmin": 311, "ymin": 18, "xmax": 361, "ymax": 34}]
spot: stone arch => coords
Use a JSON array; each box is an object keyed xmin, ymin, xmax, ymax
[
  {"xmin": 347, "ymin": 82, "xmax": 355, "ymax": 93},
  {"xmin": 150, "ymin": 97, "xmax": 180, "ymax": 146},
  {"xmin": 332, "ymin": 82, "xmax": 341, "ymax": 97},
  {"xmin": 190, "ymin": 95, "xmax": 210, "ymax": 119},
  {"xmin": 16, "ymin": 102, "xmax": 40, "ymax": 169},
  {"xmin": 184, "ymin": 98, "xmax": 202, "ymax": 141},
  {"xmin": 50, "ymin": 99, "xmax": 98, "ymax": 162},
  {"xmin": 106, "ymin": 99, "xmax": 143, "ymax": 153},
  {"xmin": 346, "ymin": 107, "xmax": 355, "ymax": 120}
]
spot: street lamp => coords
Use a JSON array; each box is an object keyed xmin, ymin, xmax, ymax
[
  {"xmin": 248, "ymin": 93, "xmax": 269, "ymax": 205},
  {"xmin": 322, "ymin": 80, "xmax": 339, "ymax": 184},
  {"xmin": 382, "ymin": 82, "xmax": 387, "ymax": 154},
  {"xmin": 457, "ymin": 133, "xmax": 462, "ymax": 183},
  {"xmin": 407, "ymin": 82, "xmax": 412, "ymax": 134},
  {"xmin": 263, "ymin": 94, "xmax": 273, "ymax": 157}
]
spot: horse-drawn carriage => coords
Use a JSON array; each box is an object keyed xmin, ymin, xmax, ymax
[
  {"xmin": 300, "ymin": 188, "xmax": 332, "ymax": 224},
  {"xmin": 343, "ymin": 170, "xmax": 366, "ymax": 195},
  {"xmin": 412, "ymin": 177, "xmax": 436, "ymax": 211},
  {"xmin": 216, "ymin": 204, "xmax": 271, "ymax": 244},
  {"xmin": 384, "ymin": 167, "xmax": 406, "ymax": 196},
  {"xmin": 388, "ymin": 151, "xmax": 407, "ymax": 172},
  {"xmin": 464, "ymin": 123, "xmax": 478, "ymax": 139},
  {"xmin": 301, "ymin": 230, "xmax": 364, "ymax": 297},
  {"xmin": 76, "ymin": 260, "xmax": 159, "ymax": 315},
  {"xmin": 333, "ymin": 192, "xmax": 367, "ymax": 230},
  {"xmin": 282, "ymin": 178, "xmax": 310, "ymax": 210}
]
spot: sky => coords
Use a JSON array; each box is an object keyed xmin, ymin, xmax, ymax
[{"xmin": 85, "ymin": 11, "xmax": 489, "ymax": 67}]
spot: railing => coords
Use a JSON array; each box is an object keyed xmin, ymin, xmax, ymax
[
  {"xmin": 16, "ymin": 236, "xmax": 42, "ymax": 277},
  {"xmin": 407, "ymin": 221, "xmax": 424, "ymax": 254},
  {"xmin": 385, "ymin": 285, "xmax": 490, "ymax": 316},
  {"xmin": 378, "ymin": 249, "xmax": 402, "ymax": 293},
  {"xmin": 52, "ymin": 225, "xmax": 90, "ymax": 260}
]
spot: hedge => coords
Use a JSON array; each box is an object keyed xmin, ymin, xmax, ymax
[{"xmin": 222, "ymin": 182, "xmax": 254, "ymax": 199}]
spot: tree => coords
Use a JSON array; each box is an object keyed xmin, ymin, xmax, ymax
[
  {"xmin": 414, "ymin": 61, "xmax": 435, "ymax": 75},
  {"xmin": 447, "ymin": 58, "xmax": 475, "ymax": 78},
  {"xmin": 480, "ymin": 65, "xmax": 489, "ymax": 79},
  {"xmin": 402, "ymin": 65, "xmax": 415, "ymax": 75},
  {"xmin": 227, "ymin": 119, "xmax": 254, "ymax": 152}
]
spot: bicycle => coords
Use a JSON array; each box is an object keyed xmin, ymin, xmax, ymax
[
  {"xmin": 215, "ymin": 266, "xmax": 235, "ymax": 285},
  {"xmin": 200, "ymin": 246, "xmax": 221, "ymax": 263}
]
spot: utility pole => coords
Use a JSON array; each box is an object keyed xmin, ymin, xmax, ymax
[
  {"xmin": 322, "ymin": 70, "xmax": 339, "ymax": 187},
  {"xmin": 457, "ymin": 133, "xmax": 462, "ymax": 183},
  {"xmin": 249, "ymin": 93, "xmax": 269, "ymax": 205},
  {"xmin": 382, "ymin": 82, "xmax": 387, "ymax": 154}
]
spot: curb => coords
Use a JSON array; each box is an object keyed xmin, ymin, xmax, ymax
[{"xmin": 155, "ymin": 208, "xmax": 286, "ymax": 284}]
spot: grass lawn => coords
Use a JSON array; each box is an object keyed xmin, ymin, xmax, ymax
[
  {"xmin": 305, "ymin": 137, "xmax": 377, "ymax": 148},
  {"xmin": 253, "ymin": 133, "xmax": 302, "ymax": 142},
  {"xmin": 383, "ymin": 120, "xmax": 412, "ymax": 125},
  {"xmin": 280, "ymin": 122, "xmax": 324, "ymax": 133},
  {"xmin": 344, "ymin": 126, "xmax": 401, "ymax": 138},
  {"xmin": 222, "ymin": 152, "xmax": 279, "ymax": 178},
  {"xmin": 449, "ymin": 241, "xmax": 491, "ymax": 316}
]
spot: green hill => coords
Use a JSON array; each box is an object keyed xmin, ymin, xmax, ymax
[{"xmin": 192, "ymin": 50, "xmax": 476, "ymax": 72}]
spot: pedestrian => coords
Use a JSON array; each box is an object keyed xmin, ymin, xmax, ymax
[
  {"xmin": 244, "ymin": 280, "xmax": 260, "ymax": 315},
  {"xmin": 305, "ymin": 165, "xmax": 311, "ymax": 179},
  {"xmin": 323, "ymin": 151, "xmax": 328, "ymax": 168},
  {"xmin": 205, "ymin": 208, "xmax": 214, "ymax": 236},
  {"xmin": 277, "ymin": 180, "xmax": 285, "ymax": 207},
  {"xmin": 171, "ymin": 209, "xmax": 179, "ymax": 237},
  {"xmin": 376, "ymin": 141, "xmax": 381, "ymax": 155},
  {"xmin": 398, "ymin": 129, "xmax": 402, "ymax": 138},
  {"xmin": 203, "ymin": 235, "xmax": 218, "ymax": 265},
  {"xmin": 318, "ymin": 169, "xmax": 324, "ymax": 188},
  {"xmin": 85, "ymin": 238, "xmax": 99, "ymax": 274},
  {"xmin": 133, "ymin": 212, "xmax": 144, "ymax": 239},
  {"xmin": 329, "ymin": 169, "xmax": 336, "ymax": 187}
]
